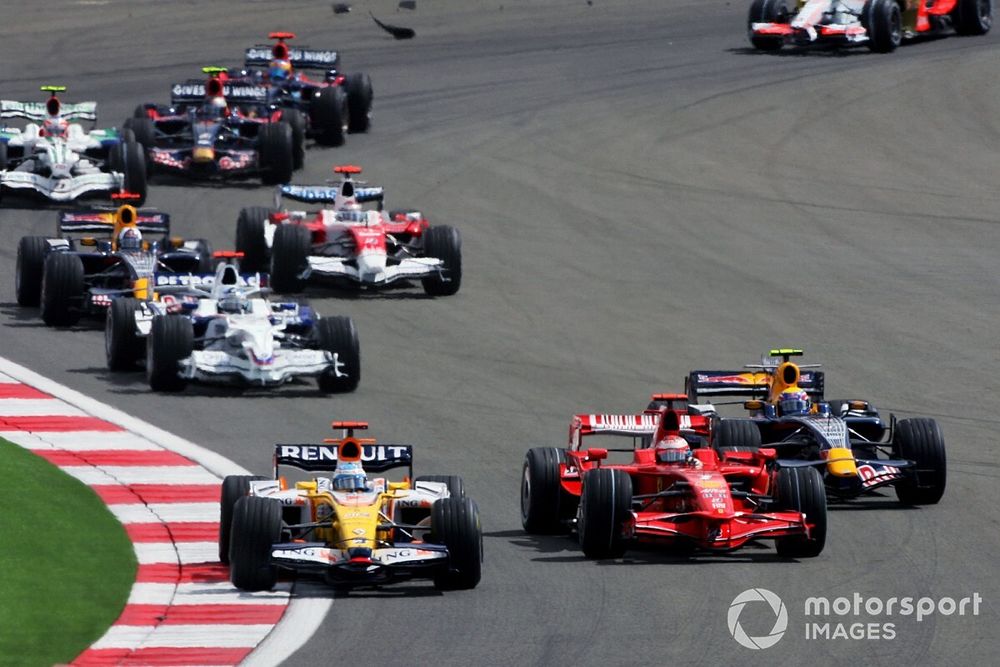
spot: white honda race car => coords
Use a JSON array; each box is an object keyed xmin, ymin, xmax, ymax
[
  {"xmin": 0, "ymin": 86, "xmax": 147, "ymax": 203},
  {"xmin": 104, "ymin": 256, "xmax": 360, "ymax": 393}
]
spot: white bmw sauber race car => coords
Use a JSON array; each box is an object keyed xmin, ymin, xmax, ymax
[
  {"xmin": 0, "ymin": 86, "xmax": 147, "ymax": 203},
  {"xmin": 104, "ymin": 256, "xmax": 360, "ymax": 392}
]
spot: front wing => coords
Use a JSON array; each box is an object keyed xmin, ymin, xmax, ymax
[
  {"xmin": 0, "ymin": 171, "xmax": 123, "ymax": 201},
  {"xmin": 180, "ymin": 349, "xmax": 345, "ymax": 386},
  {"xmin": 306, "ymin": 255, "xmax": 443, "ymax": 285}
]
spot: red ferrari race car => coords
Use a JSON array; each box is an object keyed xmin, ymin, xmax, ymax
[
  {"xmin": 748, "ymin": 0, "xmax": 991, "ymax": 53},
  {"xmin": 520, "ymin": 399, "xmax": 827, "ymax": 558},
  {"xmin": 235, "ymin": 165, "xmax": 461, "ymax": 296}
]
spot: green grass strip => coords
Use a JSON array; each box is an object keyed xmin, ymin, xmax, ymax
[{"xmin": 0, "ymin": 437, "xmax": 137, "ymax": 667}]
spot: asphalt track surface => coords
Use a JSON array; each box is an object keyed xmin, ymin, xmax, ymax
[{"xmin": 2, "ymin": 1, "xmax": 999, "ymax": 665}]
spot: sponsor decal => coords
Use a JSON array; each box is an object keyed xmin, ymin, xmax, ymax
[
  {"xmin": 171, "ymin": 83, "xmax": 267, "ymax": 99},
  {"xmin": 277, "ymin": 444, "xmax": 410, "ymax": 463},
  {"xmin": 154, "ymin": 273, "xmax": 261, "ymax": 287}
]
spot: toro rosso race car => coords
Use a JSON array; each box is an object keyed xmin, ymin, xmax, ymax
[
  {"xmin": 126, "ymin": 67, "xmax": 296, "ymax": 184},
  {"xmin": 15, "ymin": 195, "xmax": 211, "ymax": 326},
  {"xmin": 686, "ymin": 349, "xmax": 946, "ymax": 505},
  {"xmin": 235, "ymin": 165, "xmax": 461, "ymax": 296},
  {"xmin": 748, "ymin": 0, "xmax": 992, "ymax": 53},
  {"xmin": 235, "ymin": 32, "xmax": 373, "ymax": 147},
  {"xmin": 1, "ymin": 86, "xmax": 146, "ymax": 204},
  {"xmin": 136, "ymin": 255, "xmax": 360, "ymax": 393},
  {"xmin": 221, "ymin": 421, "xmax": 482, "ymax": 591},
  {"xmin": 521, "ymin": 403, "xmax": 827, "ymax": 558}
]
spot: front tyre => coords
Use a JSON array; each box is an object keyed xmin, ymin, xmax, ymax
[
  {"xmin": 893, "ymin": 418, "xmax": 946, "ymax": 505},
  {"xmin": 521, "ymin": 447, "xmax": 569, "ymax": 533},
  {"xmin": 270, "ymin": 224, "xmax": 311, "ymax": 293},
  {"xmin": 258, "ymin": 122, "xmax": 294, "ymax": 186},
  {"xmin": 772, "ymin": 466, "xmax": 827, "ymax": 558},
  {"xmin": 146, "ymin": 315, "xmax": 193, "ymax": 392},
  {"xmin": 315, "ymin": 316, "xmax": 360, "ymax": 393},
  {"xmin": 953, "ymin": 0, "xmax": 993, "ymax": 35},
  {"xmin": 105, "ymin": 297, "xmax": 143, "ymax": 371},
  {"xmin": 229, "ymin": 496, "xmax": 282, "ymax": 591},
  {"xmin": 40, "ymin": 252, "xmax": 85, "ymax": 327},
  {"xmin": 235, "ymin": 207, "xmax": 274, "ymax": 273},
  {"xmin": 219, "ymin": 475, "xmax": 269, "ymax": 564},
  {"xmin": 863, "ymin": 0, "xmax": 903, "ymax": 52},
  {"xmin": 578, "ymin": 468, "xmax": 632, "ymax": 559},
  {"xmin": 421, "ymin": 225, "xmax": 462, "ymax": 296},
  {"xmin": 312, "ymin": 86, "xmax": 348, "ymax": 147},
  {"xmin": 430, "ymin": 496, "xmax": 483, "ymax": 590},
  {"xmin": 16, "ymin": 236, "xmax": 48, "ymax": 307},
  {"xmin": 748, "ymin": 0, "xmax": 789, "ymax": 51}
]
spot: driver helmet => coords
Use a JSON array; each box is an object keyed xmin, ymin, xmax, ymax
[
  {"xmin": 655, "ymin": 434, "xmax": 691, "ymax": 464},
  {"xmin": 203, "ymin": 95, "xmax": 227, "ymax": 117},
  {"xmin": 41, "ymin": 116, "xmax": 68, "ymax": 138},
  {"xmin": 118, "ymin": 227, "xmax": 142, "ymax": 251},
  {"xmin": 331, "ymin": 460, "xmax": 368, "ymax": 492},
  {"xmin": 269, "ymin": 59, "xmax": 292, "ymax": 81},
  {"xmin": 217, "ymin": 291, "xmax": 248, "ymax": 314},
  {"xmin": 778, "ymin": 389, "xmax": 811, "ymax": 416}
]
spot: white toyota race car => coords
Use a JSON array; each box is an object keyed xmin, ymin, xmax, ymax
[
  {"xmin": 0, "ymin": 86, "xmax": 147, "ymax": 203},
  {"xmin": 104, "ymin": 256, "xmax": 360, "ymax": 393}
]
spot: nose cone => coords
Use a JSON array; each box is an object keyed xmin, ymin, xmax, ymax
[
  {"xmin": 824, "ymin": 447, "xmax": 858, "ymax": 477},
  {"xmin": 192, "ymin": 146, "xmax": 215, "ymax": 163}
]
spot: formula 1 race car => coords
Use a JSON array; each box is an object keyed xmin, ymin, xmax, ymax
[
  {"xmin": 221, "ymin": 421, "xmax": 482, "ymax": 591},
  {"xmin": 0, "ymin": 86, "xmax": 146, "ymax": 204},
  {"xmin": 235, "ymin": 165, "xmax": 461, "ymax": 296},
  {"xmin": 748, "ymin": 0, "xmax": 992, "ymax": 53},
  {"xmin": 14, "ymin": 195, "xmax": 211, "ymax": 326},
  {"xmin": 235, "ymin": 32, "xmax": 373, "ymax": 147},
  {"xmin": 686, "ymin": 349, "xmax": 946, "ymax": 504},
  {"xmin": 126, "ymin": 67, "xmax": 296, "ymax": 185},
  {"xmin": 136, "ymin": 255, "xmax": 360, "ymax": 393},
  {"xmin": 520, "ymin": 404, "xmax": 827, "ymax": 558}
]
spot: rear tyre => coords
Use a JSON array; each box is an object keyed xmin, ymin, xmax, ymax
[
  {"xmin": 16, "ymin": 236, "xmax": 47, "ymax": 307},
  {"xmin": 578, "ymin": 468, "xmax": 632, "ymax": 559},
  {"xmin": 748, "ymin": 0, "xmax": 789, "ymax": 51},
  {"xmin": 521, "ymin": 447, "xmax": 570, "ymax": 533},
  {"xmin": 312, "ymin": 86, "xmax": 348, "ymax": 146},
  {"xmin": 430, "ymin": 496, "xmax": 483, "ymax": 590},
  {"xmin": 219, "ymin": 475, "xmax": 269, "ymax": 564},
  {"xmin": 863, "ymin": 0, "xmax": 903, "ymax": 52},
  {"xmin": 40, "ymin": 252, "xmax": 85, "ymax": 327},
  {"xmin": 283, "ymin": 108, "xmax": 307, "ymax": 170},
  {"xmin": 773, "ymin": 466, "xmax": 827, "ymax": 558},
  {"xmin": 421, "ymin": 225, "xmax": 462, "ymax": 296},
  {"xmin": 270, "ymin": 223, "xmax": 311, "ymax": 293},
  {"xmin": 713, "ymin": 418, "xmax": 762, "ymax": 453},
  {"xmin": 416, "ymin": 475, "xmax": 465, "ymax": 498},
  {"xmin": 893, "ymin": 418, "xmax": 947, "ymax": 505},
  {"xmin": 953, "ymin": 0, "xmax": 993, "ymax": 35},
  {"xmin": 345, "ymin": 73, "xmax": 373, "ymax": 133},
  {"xmin": 315, "ymin": 315, "xmax": 360, "ymax": 393},
  {"xmin": 146, "ymin": 315, "xmax": 193, "ymax": 392},
  {"xmin": 259, "ymin": 122, "xmax": 294, "ymax": 186},
  {"xmin": 105, "ymin": 297, "xmax": 143, "ymax": 371},
  {"xmin": 229, "ymin": 496, "xmax": 281, "ymax": 591},
  {"xmin": 235, "ymin": 207, "xmax": 274, "ymax": 273}
]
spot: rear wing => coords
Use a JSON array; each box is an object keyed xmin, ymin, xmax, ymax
[
  {"xmin": 245, "ymin": 45, "xmax": 340, "ymax": 70},
  {"xmin": 153, "ymin": 272, "xmax": 267, "ymax": 290},
  {"xmin": 169, "ymin": 80, "xmax": 270, "ymax": 107},
  {"xmin": 59, "ymin": 209, "xmax": 170, "ymax": 238},
  {"xmin": 1, "ymin": 100, "xmax": 98, "ymax": 122},
  {"xmin": 686, "ymin": 369, "xmax": 825, "ymax": 403},
  {"xmin": 276, "ymin": 184, "xmax": 384, "ymax": 207},
  {"xmin": 273, "ymin": 443, "xmax": 413, "ymax": 477}
]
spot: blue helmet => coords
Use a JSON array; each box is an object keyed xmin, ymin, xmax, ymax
[
  {"xmin": 332, "ymin": 461, "xmax": 368, "ymax": 492},
  {"xmin": 269, "ymin": 59, "xmax": 292, "ymax": 81},
  {"xmin": 778, "ymin": 389, "xmax": 811, "ymax": 416}
]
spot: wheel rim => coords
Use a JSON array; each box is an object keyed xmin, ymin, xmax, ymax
[
  {"xmin": 980, "ymin": 0, "xmax": 993, "ymax": 27},
  {"xmin": 14, "ymin": 253, "xmax": 22, "ymax": 298},
  {"xmin": 520, "ymin": 465, "xmax": 531, "ymax": 521},
  {"xmin": 891, "ymin": 7, "xmax": 902, "ymax": 43}
]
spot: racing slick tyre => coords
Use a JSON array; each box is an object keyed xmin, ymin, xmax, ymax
[
  {"xmin": 40, "ymin": 252, "xmax": 85, "ymax": 327},
  {"xmin": 953, "ymin": 0, "xmax": 993, "ymax": 35},
  {"xmin": 146, "ymin": 315, "xmax": 193, "ymax": 392},
  {"xmin": 892, "ymin": 418, "xmax": 947, "ymax": 505},
  {"xmin": 270, "ymin": 223, "xmax": 311, "ymax": 293},
  {"xmin": 316, "ymin": 315, "xmax": 361, "ymax": 393},
  {"xmin": 578, "ymin": 468, "xmax": 632, "ymax": 559},
  {"xmin": 0, "ymin": 140, "xmax": 7, "ymax": 170},
  {"xmin": 312, "ymin": 86, "xmax": 348, "ymax": 147},
  {"xmin": 747, "ymin": 0, "xmax": 789, "ymax": 51},
  {"xmin": 235, "ymin": 207, "xmax": 274, "ymax": 273},
  {"xmin": 192, "ymin": 238, "xmax": 214, "ymax": 274},
  {"xmin": 219, "ymin": 475, "xmax": 269, "ymax": 564},
  {"xmin": 521, "ymin": 447, "xmax": 574, "ymax": 533},
  {"xmin": 16, "ymin": 236, "xmax": 47, "ymax": 307},
  {"xmin": 345, "ymin": 72, "xmax": 374, "ymax": 133},
  {"xmin": 421, "ymin": 225, "xmax": 462, "ymax": 297},
  {"xmin": 772, "ymin": 466, "xmax": 827, "ymax": 558},
  {"xmin": 259, "ymin": 122, "xmax": 295, "ymax": 186},
  {"xmin": 430, "ymin": 496, "xmax": 483, "ymax": 590},
  {"xmin": 229, "ymin": 496, "xmax": 282, "ymax": 591},
  {"xmin": 105, "ymin": 297, "xmax": 143, "ymax": 371},
  {"xmin": 416, "ymin": 475, "xmax": 465, "ymax": 498},
  {"xmin": 713, "ymin": 418, "xmax": 762, "ymax": 453},
  {"xmin": 118, "ymin": 136, "xmax": 148, "ymax": 205},
  {"xmin": 123, "ymin": 116, "xmax": 155, "ymax": 150},
  {"xmin": 283, "ymin": 109, "xmax": 307, "ymax": 170},
  {"xmin": 863, "ymin": 0, "xmax": 903, "ymax": 52}
]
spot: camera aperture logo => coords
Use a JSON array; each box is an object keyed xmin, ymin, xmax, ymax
[{"xmin": 728, "ymin": 588, "xmax": 788, "ymax": 649}]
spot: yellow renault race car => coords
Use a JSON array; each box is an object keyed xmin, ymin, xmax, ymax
[
  {"xmin": 685, "ymin": 349, "xmax": 946, "ymax": 505},
  {"xmin": 221, "ymin": 421, "xmax": 482, "ymax": 592}
]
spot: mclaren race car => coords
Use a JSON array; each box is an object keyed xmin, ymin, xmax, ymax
[
  {"xmin": 126, "ymin": 67, "xmax": 296, "ymax": 184},
  {"xmin": 0, "ymin": 86, "xmax": 146, "ymax": 203},
  {"xmin": 15, "ymin": 195, "xmax": 211, "ymax": 326},
  {"xmin": 235, "ymin": 165, "xmax": 461, "ymax": 296},
  {"xmin": 521, "ymin": 404, "xmax": 827, "ymax": 558},
  {"xmin": 221, "ymin": 421, "xmax": 482, "ymax": 591},
  {"xmin": 137, "ymin": 255, "xmax": 360, "ymax": 393},
  {"xmin": 686, "ymin": 349, "xmax": 946, "ymax": 504},
  {"xmin": 748, "ymin": 0, "xmax": 992, "ymax": 53}
]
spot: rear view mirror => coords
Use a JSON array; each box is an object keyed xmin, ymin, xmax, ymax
[{"xmin": 586, "ymin": 448, "xmax": 608, "ymax": 462}]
